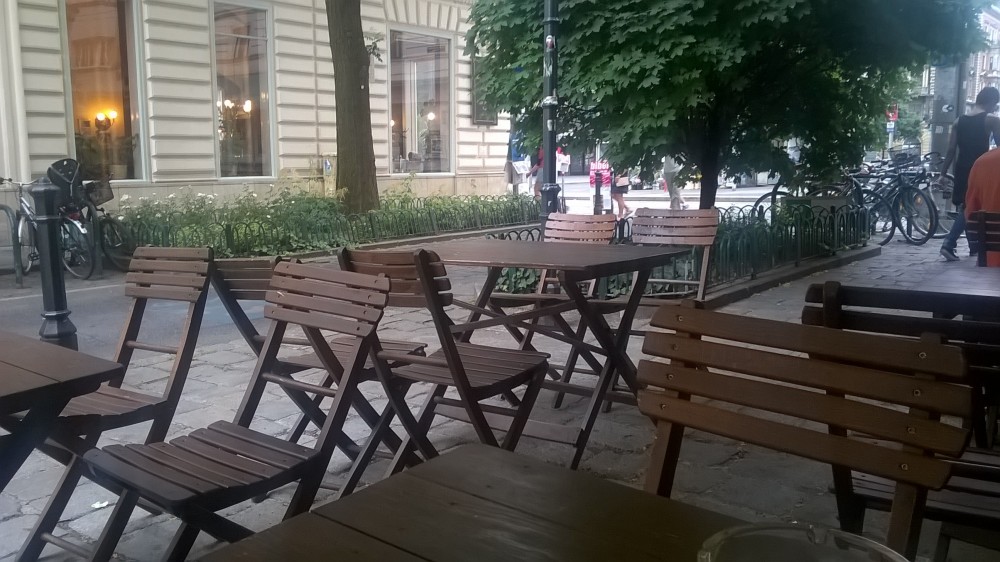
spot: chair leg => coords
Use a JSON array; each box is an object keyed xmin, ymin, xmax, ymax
[
  {"xmin": 570, "ymin": 362, "xmax": 619, "ymax": 470},
  {"xmin": 337, "ymin": 402, "xmax": 396, "ymax": 498},
  {"xmin": 88, "ymin": 489, "xmax": 142, "ymax": 562},
  {"xmin": 385, "ymin": 385, "xmax": 446, "ymax": 476},
  {"xmin": 502, "ymin": 370, "xmax": 545, "ymax": 451},
  {"xmin": 18, "ymin": 456, "xmax": 89, "ymax": 562},
  {"xmin": 933, "ymin": 533, "xmax": 951, "ymax": 562},
  {"xmin": 160, "ymin": 523, "xmax": 201, "ymax": 562},
  {"xmin": 552, "ymin": 320, "xmax": 589, "ymax": 409}
]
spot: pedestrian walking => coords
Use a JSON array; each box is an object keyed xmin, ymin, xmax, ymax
[
  {"xmin": 963, "ymin": 147, "xmax": 1000, "ymax": 266},
  {"xmin": 662, "ymin": 156, "xmax": 688, "ymax": 210},
  {"xmin": 612, "ymin": 168, "xmax": 633, "ymax": 219},
  {"xmin": 939, "ymin": 86, "xmax": 1000, "ymax": 261}
]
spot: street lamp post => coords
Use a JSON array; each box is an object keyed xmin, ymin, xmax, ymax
[
  {"xmin": 30, "ymin": 177, "xmax": 78, "ymax": 350},
  {"xmin": 539, "ymin": 0, "xmax": 560, "ymax": 229}
]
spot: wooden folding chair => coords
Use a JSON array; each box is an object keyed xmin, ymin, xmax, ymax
[
  {"xmin": 967, "ymin": 211, "xmax": 1000, "ymax": 267},
  {"xmin": 9, "ymin": 247, "xmax": 214, "ymax": 562},
  {"xmin": 630, "ymin": 208, "xmax": 718, "ymax": 300},
  {"xmin": 640, "ymin": 304, "xmax": 971, "ymax": 560},
  {"xmin": 82, "ymin": 262, "xmax": 393, "ymax": 561},
  {"xmin": 365, "ymin": 249, "xmax": 549, "ymax": 473},
  {"xmin": 211, "ymin": 257, "xmax": 424, "ymax": 461}
]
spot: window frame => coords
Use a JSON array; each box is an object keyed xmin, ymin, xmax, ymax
[
  {"xmin": 62, "ymin": 0, "xmax": 149, "ymax": 183},
  {"xmin": 386, "ymin": 24, "xmax": 456, "ymax": 178},
  {"xmin": 208, "ymin": 0, "xmax": 277, "ymax": 181}
]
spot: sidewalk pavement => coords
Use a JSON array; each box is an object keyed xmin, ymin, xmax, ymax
[{"xmin": 1, "ymin": 236, "xmax": 996, "ymax": 562}]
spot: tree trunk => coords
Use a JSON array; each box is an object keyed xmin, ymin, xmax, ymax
[
  {"xmin": 699, "ymin": 170, "xmax": 719, "ymax": 209},
  {"xmin": 326, "ymin": 0, "xmax": 379, "ymax": 212}
]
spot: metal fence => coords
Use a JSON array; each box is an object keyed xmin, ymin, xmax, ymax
[
  {"xmin": 124, "ymin": 195, "xmax": 541, "ymax": 257},
  {"xmin": 490, "ymin": 202, "xmax": 872, "ymax": 296}
]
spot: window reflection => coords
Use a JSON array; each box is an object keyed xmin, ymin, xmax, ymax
[
  {"xmin": 390, "ymin": 31, "xmax": 451, "ymax": 173},
  {"xmin": 66, "ymin": 0, "xmax": 140, "ymax": 180},
  {"xmin": 214, "ymin": 3, "xmax": 270, "ymax": 177}
]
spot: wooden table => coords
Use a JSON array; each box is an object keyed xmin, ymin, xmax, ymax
[
  {"xmin": 0, "ymin": 331, "xmax": 122, "ymax": 490},
  {"xmin": 431, "ymin": 239, "xmax": 689, "ymax": 468},
  {"xmin": 201, "ymin": 444, "xmax": 741, "ymax": 562}
]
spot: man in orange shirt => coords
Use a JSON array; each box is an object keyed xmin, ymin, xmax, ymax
[{"xmin": 964, "ymin": 148, "xmax": 1000, "ymax": 266}]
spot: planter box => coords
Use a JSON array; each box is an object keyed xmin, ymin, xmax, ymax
[{"xmin": 781, "ymin": 196, "xmax": 850, "ymax": 210}]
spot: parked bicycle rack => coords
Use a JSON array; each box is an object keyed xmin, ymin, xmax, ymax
[{"xmin": 0, "ymin": 202, "xmax": 24, "ymax": 287}]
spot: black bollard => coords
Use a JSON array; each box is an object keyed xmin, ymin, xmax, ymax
[
  {"xmin": 30, "ymin": 177, "xmax": 78, "ymax": 350},
  {"xmin": 593, "ymin": 172, "xmax": 604, "ymax": 215}
]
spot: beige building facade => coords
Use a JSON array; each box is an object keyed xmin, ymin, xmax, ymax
[{"xmin": 0, "ymin": 0, "xmax": 511, "ymax": 206}]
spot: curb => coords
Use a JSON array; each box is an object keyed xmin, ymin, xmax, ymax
[{"xmin": 701, "ymin": 245, "xmax": 882, "ymax": 309}]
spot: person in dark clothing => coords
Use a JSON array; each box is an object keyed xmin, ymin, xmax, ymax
[{"xmin": 939, "ymin": 87, "xmax": 1000, "ymax": 261}]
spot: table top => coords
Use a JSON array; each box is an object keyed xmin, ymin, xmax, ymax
[
  {"xmin": 202, "ymin": 444, "xmax": 742, "ymax": 562},
  {"xmin": 920, "ymin": 263, "xmax": 1000, "ymax": 298},
  {"xmin": 430, "ymin": 239, "xmax": 689, "ymax": 278},
  {"xmin": 0, "ymin": 331, "xmax": 123, "ymax": 415}
]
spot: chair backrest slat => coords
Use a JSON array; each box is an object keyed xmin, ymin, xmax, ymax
[
  {"xmin": 631, "ymin": 208, "xmax": 718, "ymax": 247},
  {"xmin": 965, "ymin": 211, "xmax": 1000, "ymax": 266},
  {"xmin": 542, "ymin": 213, "xmax": 617, "ymax": 244},
  {"xmin": 339, "ymin": 248, "xmax": 452, "ymax": 307},
  {"xmin": 641, "ymin": 305, "xmax": 971, "ymax": 491},
  {"xmin": 264, "ymin": 262, "xmax": 388, "ymax": 338}
]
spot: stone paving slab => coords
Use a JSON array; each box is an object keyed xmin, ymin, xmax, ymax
[{"xmin": 2, "ymin": 237, "xmax": 997, "ymax": 561}]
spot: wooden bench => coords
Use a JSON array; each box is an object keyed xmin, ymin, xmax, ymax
[
  {"xmin": 640, "ymin": 304, "xmax": 972, "ymax": 559},
  {"xmin": 802, "ymin": 281, "xmax": 1000, "ymax": 560}
]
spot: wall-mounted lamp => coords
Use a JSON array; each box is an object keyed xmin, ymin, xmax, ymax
[
  {"xmin": 426, "ymin": 111, "xmax": 436, "ymax": 121},
  {"xmin": 94, "ymin": 110, "xmax": 117, "ymax": 132}
]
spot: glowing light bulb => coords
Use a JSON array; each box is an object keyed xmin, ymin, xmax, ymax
[
  {"xmin": 107, "ymin": 110, "xmax": 118, "ymax": 120},
  {"xmin": 224, "ymin": 99, "xmax": 235, "ymax": 109},
  {"xmin": 95, "ymin": 113, "xmax": 106, "ymax": 122},
  {"xmin": 426, "ymin": 112, "xmax": 436, "ymax": 121},
  {"xmin": 390, "ymin": 119, "xmax": 395, "ymax": 127},
  {"xmin": 243, "ymin": 99, "xmax": 252, "ymax": 113}
]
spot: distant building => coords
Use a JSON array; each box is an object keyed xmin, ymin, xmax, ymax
[{"xmin": 0, "ymin": 0, "xmax": 510, "ymax": 204}]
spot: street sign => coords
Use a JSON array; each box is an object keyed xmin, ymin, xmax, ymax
[{"xmin": 886, "ymin": 121, "xmax": 896, "ymax": 133}]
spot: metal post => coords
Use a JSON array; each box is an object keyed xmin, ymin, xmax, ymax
[
  {"xmin": 593, "ymin": 172, "xmax": 604, "ymax": 215},
  {"xmin": 30, "ymin": 177, "xmax": 77, "ymax": 350},
  {"xmin": 539, "ymin": 0, "xmax": 561, "ymax": 226}
]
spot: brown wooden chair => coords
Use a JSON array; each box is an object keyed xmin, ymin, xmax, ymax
[
  {"xmin": 366, "ymin": 249, "xmax": 549, "ymax": 473},
  {"xmin": 81, "ymin": 262, "xmax": 393, "ymax": 561},
  {"xmin": 631, "ymin": 208, "xmax": 718, "ymax": 301},
  {"xmin": 8, "ymin": 247, "xmax": 214, "ymax": 562},
  {"xmin": 802, "ymin": 281, "xmax": 1000, "ymax": 560},
  {"xmin": 966, "ymin": 211, "xmax": 1000, "ymax": 267},
  {"xmin": 639, "ymin": 304, "xmax": 971, "ymax": 560},
  {"xmin": 211, "ymin": 257, "xmax": 424, "ymax": 465}
]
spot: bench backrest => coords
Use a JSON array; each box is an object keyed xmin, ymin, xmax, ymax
[
  {"xmin": 631, "ymin": 208, "xmax": 718, "ymax": 248},
  {"xmin": 967, "ymin": 211, "xmax": 1000, "ymax": 267},
  {"xmin": 538, "ymin": 213, "xmax": 616, "ymax": 295},
  {"xmin": 339, "ymin": 248, "xmax": 453, "ymax": 308},
  {"xmin": 639, "ymin": 304, "xmax": 970, "ymax": 555},
  {"xmin": 211, "ymin": 257, "xmax": 287, "ymax": 354}
]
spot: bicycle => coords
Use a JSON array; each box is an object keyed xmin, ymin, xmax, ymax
[
  {"xmin": 1, "ymin": 160, "xmax": 97, "ymax": 279},
  {"xmin": 78, "ymin": 179, "xmax": 135, "ymax": 271}
]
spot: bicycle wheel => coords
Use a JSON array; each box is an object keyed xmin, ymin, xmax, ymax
[
  {"xmin": 98, "ymin": 215, "xmax": 135, "ymax": 271},
  {"xmin": 60, "ymin": 217, "xmax": 95, "ymax": 279},
  {"xmin": 895, "ymin": 188, "xmax": 938, "ymax": 245},
  {"xmin": 861, "ymin": 190, "xmax": 894, "ymax": 246},
  {"xmin": 753, "ymin": 188, "xmax": 789, "ymax": 216},
  {"xmin": 16, "ymin": 215, "xmax": 36, "ymax": 273},
  {"xmin": 929, "ymin": 173, "xmax": 956, "ymax": 237},
  {"xmin": 805, "ymin": 185, "xmax": 846, "ymax": 198}
]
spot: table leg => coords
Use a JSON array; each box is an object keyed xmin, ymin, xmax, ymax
[
  {"xmin": 458, "ymin": 266, "xmax": 501, "ymax": 343},
  {"xmin": 0, "ymin": 397, "xmax": 70, "ymax": 491},
  {"xmin": 561, "ymin": 269, "xmax": 651, "ymax": 469}
]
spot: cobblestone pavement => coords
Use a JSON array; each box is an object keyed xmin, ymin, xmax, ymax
[{"xmin": 2, "ymin": 236, "xmax": 997, "ymax": 562}]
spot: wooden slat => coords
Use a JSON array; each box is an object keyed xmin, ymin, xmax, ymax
[
  {"xmin": 188, "ymin": 427, "xmax": 305, "ymax": 470},
  {"xmin": 223, "ymin": 278, "xmax": 272, "ymax": 291},
  {"xmin": 132, "ymin": 246, "xmax": 212, "ymax": 260},
  {"xmin": 124, "ymin": 272, "xmax": 206, "ymax": 288},
  {"xmin": 268, "ymin": 276, "xmax": 388, "ymax": 308},
  {"xmin": 208, "ymin": 421, "xmax": 313, "ymax": 460},
  {"xmin": 216, "ymin": 268, "xmax": 275, "ymax": 280},
  {"xmin": 638, "ymin": 361, "xmax": 967, "ymax": 455},
  {"xmin": 544, "ymin": 230, "xmax": 616, "ymax": 242},
  {"xmin": 633, "ymin": 217, "xmax": 718, "ymax": 227},
  {"xmin": 344, "ymin": 249, "xmax": 418, "ymax": 266},
  {"xmin": 803, "ymin": 283, "xmax": 1000, "ymax": 317},
  {"xmin": 171, "ymin": 436, "xmax": 281, "ymax": 479},
  {"xmin": 264, "ymin": 305, "xmax": 375, "ymax": 337},
  {"xmin": 633, "ymin": 225, "xmax": 718, "ymax": 237},
  {"xmin": 638, "ymin": 391, "xmax": 953, "ymax": 489},
  {"xmin": 126, "ymin": 340, "xmax": 177, "ymax": 354},
  {"xmin": 230, "ymin": 290, "xmax": 268, "ymax": 301},
  {"xmin": 545, "ymin": 212, "xmax": 618, "ymax": 224},
  {"xmin": 649, "ymin": 306, "xmax": 966, "ymax": 378},
  {"xmin": 801, "ymin": 307, "xmax": 1000, "ymax": 345},
  {"xmin": 147, "ymin": 442, "xmax": 258, "ymax": 485},
  {"xmin": 640, "ymin": 335, "xmax": 971, "ymax": 416},
  {"xmin": 128, "ymin": 259, "xmax": 209, "ymax": 274},
  {"xmin": 125, "ymin": 444, "xmax": 245, "ymax": 488},
  {"xmin": 102, "ymin": 445, "xmax": 217, "ymax": 494},
  {"xmin": 124, "ymin": 285, "xmax": 202, "ymax": 303},
  {"xmin": 83, "ymin": 449, "xmax": 195, "ymax": 507},
  {"xmin": 273, "ymin": 261, "xmax": 390, "ymax": 292},
  {"xmin": 267, "ymin": 291, "xmax": 383, "ymax": 323}
]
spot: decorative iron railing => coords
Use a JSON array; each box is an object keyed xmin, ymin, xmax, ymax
[
  {"xmin": 490, "ymin": 202, "xmax": 871, "ymax": 296},
  {"xmin": 123, "ymin": 195, "xmax": 541, "ymax": 257}
]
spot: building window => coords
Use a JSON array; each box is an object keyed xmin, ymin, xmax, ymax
[
  {"xmin": 390, "ymin": 31, "xmax": 451, "ymax": 173},
  {"xmin": 66, "ymin": 0, "xmax": 141, "ymax": 180},
  {"xmin": 214, "ymin": 3, "xmax": 271, "ymax": 177}
]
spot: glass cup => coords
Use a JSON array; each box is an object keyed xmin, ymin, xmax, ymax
[{"xmin": 697, "ymin": 523, "xmax": 909, "ymax": 562}]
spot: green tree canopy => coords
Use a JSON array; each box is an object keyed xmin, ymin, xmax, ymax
[{"xmin": 468, "ymin": 0, "xmax": 984, "ymax": 207}]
